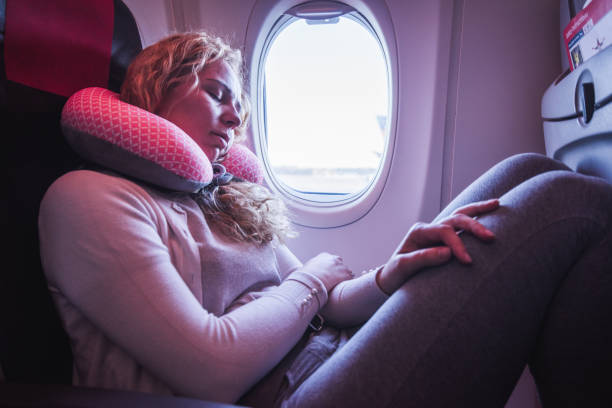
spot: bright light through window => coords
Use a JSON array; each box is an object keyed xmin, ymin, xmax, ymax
[{"xmin": 264, "ymin": 14, "xmax": 389, "ymax": 198}]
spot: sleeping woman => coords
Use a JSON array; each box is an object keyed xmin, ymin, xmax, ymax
[{"xmin": 39, "ymin": 31, "xmax": 612, "ymax": 407}]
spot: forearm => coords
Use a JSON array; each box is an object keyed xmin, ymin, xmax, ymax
[
  {"xmin": 50, "ymin": 253, "xmax": 324, "ymax": 403},
  {"xmin": 320, "ymin": 266, "xmax": 389, "ymax": 328}
]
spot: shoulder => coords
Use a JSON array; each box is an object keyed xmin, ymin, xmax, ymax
[
  {"xmin": 43, "ymin": 169, "xmax": 150, "ymax": 202},
  {"xmin": 42, "ymin": 169, "xmax": 166, "ymax": 207},
  {"xmin": 40, "ymin": 170, "xmax": 168, "ymax": 227},
  {"xmin": 38, "ymin": 171, "xmax": 182, "ymax": 280}
]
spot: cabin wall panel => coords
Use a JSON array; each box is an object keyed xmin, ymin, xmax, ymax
[
  {"xmin": 442, "ymin": 0, "xmax": 561, "ymax": 205},
  {"xmin": 124, "ymin": 0, "xmax": 256, "ymax": 48},
  {"xmin": 123, "ymin": 0, "xmax": 173, "ymax": 46},
  {"xmin": 189, "ymin": 0, "xmax": 256, "ymax": 48}
]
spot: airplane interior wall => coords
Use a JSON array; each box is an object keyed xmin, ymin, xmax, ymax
[
  {"xmin": 441, "ymin": 0, "xmax": 562, "ymax": 208},
  {"xmin": 121, "ymin": 1, "xmax": 565, "ymax": 406}
]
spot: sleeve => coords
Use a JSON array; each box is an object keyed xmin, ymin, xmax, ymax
[
  {"xmin": 272, "ymin": 243, "xmax": 389, "ymax": 328},
  {"xmin": 321, "ymin": 268, "xmax": 390, "ymax": 328},
  {"xmin": 38, "ymin": 171, "xmax": 323, "ymax": 403}
]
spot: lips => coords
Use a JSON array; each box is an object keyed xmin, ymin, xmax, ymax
[{"xmin": 210, "ymin": 131, "xmax": 229, "ymax": 149}]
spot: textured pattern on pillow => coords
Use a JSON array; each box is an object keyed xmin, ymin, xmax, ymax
[
  {"xmin": 62, "ymin": 87, "xmax": 214, "ymax": 192},
  {"xmin": 223, "ymin": 143, "xmax": 264, "ymax": 185}
]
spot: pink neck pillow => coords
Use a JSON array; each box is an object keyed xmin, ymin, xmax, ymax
[{"xmin": 61, "ymin": 87, "xmax": 263, "ymax": 192}]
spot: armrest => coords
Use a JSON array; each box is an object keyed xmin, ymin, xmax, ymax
[{"xmin": 0, "ymin": 382, "xmax": 248, "ymax": 408}]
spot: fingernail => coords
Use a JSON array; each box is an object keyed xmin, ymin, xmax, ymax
[{"xmin": 464, "ymin": 253, "xmax": 473, "ymax": 263}]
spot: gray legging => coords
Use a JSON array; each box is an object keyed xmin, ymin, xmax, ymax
[{"xmin": 246, "ymin": 153, "xmax": 612, "ymax": 407}]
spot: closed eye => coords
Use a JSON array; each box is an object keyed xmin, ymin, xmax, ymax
[
  {"xmin": 203, "ymin": 79, "xmax": 241, "ymax": 114},
  {"xmin": 206, "ymin": 88, "xmax": 222, "ymax": 101}
]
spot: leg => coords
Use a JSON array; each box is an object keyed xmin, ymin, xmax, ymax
[
  {"xmin": 434, "ymin": 152, "xmax": 570, "ymax": 221},
  {"xmin": 530, "ymin": 221, "xmax": 612, "ymax": 406},
  {"xmin": 284, "ymin": 171, "xmax": 612, "ymax": 407}
]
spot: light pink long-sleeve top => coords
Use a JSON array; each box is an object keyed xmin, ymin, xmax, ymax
[{"xmin": 38, "ymin": 170, "xmax": 388, "ymax": 403}]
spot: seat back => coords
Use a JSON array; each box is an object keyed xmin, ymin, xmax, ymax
[{"xmin": 0, "ymin": 0, "xmax": 142, "ymax": 384}]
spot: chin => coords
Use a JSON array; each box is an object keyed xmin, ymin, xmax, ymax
[{"xmin": 199, "ymin": 146, "xmax": 216, "ymax": 161}]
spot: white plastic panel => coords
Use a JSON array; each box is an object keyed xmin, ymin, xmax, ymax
[
  {"xmin": 542, "ymin": 45, "xmax": 612, "ymax": 181},
  {"xmin": 542, "ymin": 45, "xmax": 612, "ymax": 123}
]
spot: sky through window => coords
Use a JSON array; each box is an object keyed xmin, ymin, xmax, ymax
[{"xmin": 264, "ymin": 15, "xmax": 389, "ymax": 195}]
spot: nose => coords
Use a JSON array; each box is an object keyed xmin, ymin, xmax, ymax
[{"xmin": 221, "ymin": 103, "xmax": 242, "ymax": 129}]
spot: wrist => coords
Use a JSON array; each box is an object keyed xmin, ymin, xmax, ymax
[
  {"xmin": 285, "ymin": 270, "xmax": 328, "ymax": 308},
  {"xmin": 374, "ymin": 265, "xmax": 393, "ymax": 296}
]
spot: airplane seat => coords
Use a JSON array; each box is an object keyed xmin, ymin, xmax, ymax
[
  {"xmin": 0, "ymin": 0, "xmax": 142, "ymax": 387},
  {"xmin": 542, "ymin": 48, "xmax": 612, "ymax": 183},
  {"xmin": 0, "ymin": 1, "xmax": 249, "ymax": 405},
  {"xmin": 542, "ymin": 2, "xmax": 612, "ymax": 183}
]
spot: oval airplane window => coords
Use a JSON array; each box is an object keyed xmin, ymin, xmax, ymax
[{"xmin": 246, "ymin": 0, "xmax": 397, "ymax": 228}]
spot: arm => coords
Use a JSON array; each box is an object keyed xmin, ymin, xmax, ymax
[
  {"xmin": 274, "ymin": 245, "xmax": 388, "ymax": 327},
  {"xmin": 39, "ymin": 171, "xmax": 324, "ymax": 403},
  {"xmin": 319, "ymin": 268, "xmax": 389, "ymax": 327}
]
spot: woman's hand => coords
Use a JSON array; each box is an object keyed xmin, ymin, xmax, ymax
[
  {"xmin": 377, "ymin": 198, "xmax": 500, "ymax": 294},
  {"xmin": 300, "ymin": 252, "xmax": 353, "ymax": 293}
]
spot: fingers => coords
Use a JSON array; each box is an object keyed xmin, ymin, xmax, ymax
[
  {"xmin": 378, "ymin": 247, "xmax": 452, "ymax": 293},
  {"xmin": 398, "ymin": 222, "xmax": 469, "ymax": 263},
  {"xmin": 442, "ymin": 213, "xmax": 495, "ymax": 241},
  {"xmin": 453, "ymin": 198, "xmax": 500, "ymax": 218},
  {"xmin": 430, "ymin": 223, "xmax": 473, "ymax": 263},
  {"xmin": 395, "ymin": 247, "xmax": 453, "ymax": 284},
  {"xmin": 401, "ymin": 216, "xmax": 494, "ymax": 264},
  {"xmin": 399, "ymin": 246, "xmax": 452, "ymax": 271},
  {"xmin": 396, "ymin": 200, "xmax": 499, "ymax": 267}
]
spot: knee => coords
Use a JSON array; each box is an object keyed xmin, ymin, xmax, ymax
[
  {"xmin": 500, "ymin": 152, "xmax": 569, "ymax": 174},
  {"xmin": 518, "ymin": 170, "xmax": 612, "ymax": 222},
  {"xmin": 536, "ymin": 170, "xmax": 608, "ymax": 193}
]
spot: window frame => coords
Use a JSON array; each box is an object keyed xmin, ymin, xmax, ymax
[{"xmin": 245, "ymin": 0, "xmax": 398, "ymax": 228}]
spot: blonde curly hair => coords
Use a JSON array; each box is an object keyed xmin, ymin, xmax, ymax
[
  {"xmin": 120, "ymin": 32, "xmax": 295, "ymax": 245},
  {"xmin": 120, "ymin": 31, "xmax": 250, "ymax": 141}
]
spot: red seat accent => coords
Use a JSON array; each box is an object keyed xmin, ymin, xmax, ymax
[{"xmin": 4, "ymin": 0, "xmax": 114, "ymax": 97}]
